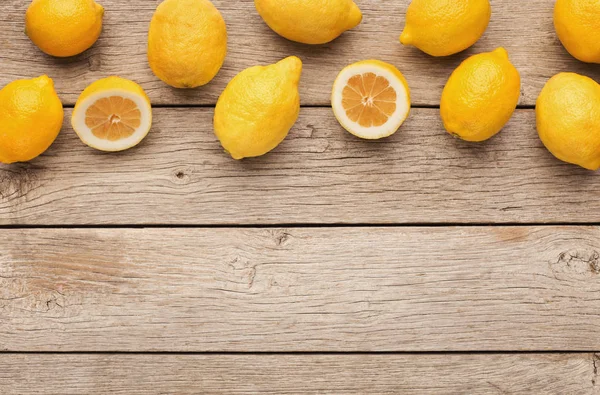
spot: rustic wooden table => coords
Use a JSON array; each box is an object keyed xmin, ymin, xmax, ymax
[{"xmin": 1, "ymin": 0, "xmax": 600, "ymax": 393}]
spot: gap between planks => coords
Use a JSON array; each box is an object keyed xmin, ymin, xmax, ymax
[
  {"xmin": 0, "ymin": 223, "xmax": 598, "ymax": 229},
  {"xmin": 0, "ymin": 351, "xmax": 597, "ymax": 355},
  {"xmin": 57, "ymin": 104, "xmax": 537, "ymax": 109}
]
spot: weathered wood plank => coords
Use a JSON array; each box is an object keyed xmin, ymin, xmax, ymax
[
  {"xmin": 1, "ymin": 108, "xmax": 599, "ymax": 225},
  {"xmin": 1, "ymin": 227, "xmax": 599, "ymax": 351},
  {"xmin": 1, "ymin": 0, "xmax": 599, "ymax": 106},
  {"xmin": 0, "ymin": 353, "xmax": 597, "ymax": 394}
]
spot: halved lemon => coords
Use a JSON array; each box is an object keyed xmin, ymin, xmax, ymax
[
  {"xmin": 331, "ymin": 60, "xmax": 411, "ymax": 139},
  {"xmin": 72, "ymin": 77, "xmax": 152, "ymax": 151}
]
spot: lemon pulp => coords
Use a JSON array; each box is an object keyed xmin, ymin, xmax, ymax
[{"xmin": 85, "ymin": 96, "xmax": 142, "ymax": 141}]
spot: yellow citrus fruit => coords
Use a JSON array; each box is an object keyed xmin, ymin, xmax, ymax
[
  {"xmin": 536, "ymin": 73, "xmax": 600, "ymax": 170},
  {"xmin": 148, "ymin": 0, "xmax": 227, "ymax": 88},
  {"xmin": 214, "ymin": 57, "xmax": 302, "ymax": 160},
  {"xmin": 554, "ymin": 0, "xmax": 600, "ymax": 63},
  {"xmin": 0, "ymin": 76, "xmax": 63, "ymax": 164},
  {"xmin": 440, "ymin": 48, "xmax": 521, "ymax": 142},
  {"xmin": 71, "ymin": 77, "xmax": 152, "ymax": 152},
  {"xmin": 254, "ymin": 0, "xmax": 362, "ymax": 45},
  {"xmin": 331, "ymin": 60, "xmax": 411, "ymax": 140},
  {"xmin": 400, "ymin": 0, "xmax": 491, "ymax": 57},
  {"xmin": 25, "ymin": 0, "xmax": 104, "ymax": 57}
]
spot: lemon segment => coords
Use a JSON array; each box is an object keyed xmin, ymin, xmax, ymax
[
  {"xmin": 71, "ymin": 77, "xmax": 152, "ymax": 152},
  {"xmin": 254, "ymin": 0, "xmax": 362, "ymax": 45},
  {"xmin": 148, "ymin": 0, "xmax": 227, "ymax": 88},
  {"xmin": 214, "ymin": 56, "xmax": 302, "ymax": 160},
  {"xmin": 26, "ymin": 0, "xmax": 104, "ymax": 57},
  {"xmin": 440, "ymin": 48, "xmax": 521, "ymax": 142},
  {"xmin": 536, "ymin": 73, "xmax": 600, "ymax": 170},
  {"xmin": 554, "ymin": 0, "xmax": 600, "ymax": 64},
  {"xmin": 331, "ymin": 60, "xmax": 411, "ymax": 140},
  {"xmin": 0, "ymin": 75, "xmax": 64, "ymax": 164},
  {"xmin": 400, "ymin": 0, "xmax": 491, "ymax": 57}
]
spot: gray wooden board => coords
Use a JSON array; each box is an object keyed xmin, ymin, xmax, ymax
[
  {"xmin": 1, "ymin": 108, "xmax": 599, "ymax": 225},
  {"xmin": 1, "ymin": 227, "xmax": 599, "ymax": 352},
  {"xmin": 1, "ymin": 0, "xmax": 599, "ymax": 106},
  {"xmin": 0, "ymin": 353, "xmax": 598, "ymax": 394}
]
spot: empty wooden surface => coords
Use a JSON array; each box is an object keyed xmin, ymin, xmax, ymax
[
  {"xmin": 1, "ymin": 353, "xmax": 598, "ymax": 394},
  {"xmin": 2, "ymin": 108, "xmax": 600, "ymax": 226},
  {"xmin": 2, "ymin": 0, "xmax": 600, "ymax": 106},
  {"xmin": 2, "ymin": 227, "xmax": 599, "ymax": 352},
  {"xmin": 2, "ymin": 0, "xmax": 600, "ymax": 393}
]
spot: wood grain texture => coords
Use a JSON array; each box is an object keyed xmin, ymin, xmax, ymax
[
  {"xmin": 1, "ymin": 108, "xmax": 600, "ymax": 225},
  {"xmin": 0, "ymin": 353, "xmax": 598, "ymax": 394},
  {"xmin": 1, "ymin": 0, "xmax": 599, "ymax": 106},
  {"xmin": 1, "ymin": 227, "xmax": 599, "ymax": 352}
]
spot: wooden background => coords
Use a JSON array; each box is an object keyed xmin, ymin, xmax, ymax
[{"xmin": 1, "ymin": 0, "xmax": 599, "ymax": 393}]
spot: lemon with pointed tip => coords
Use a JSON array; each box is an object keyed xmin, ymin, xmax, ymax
[
  {"xmin": 400, "ymin": 0, "xmax": 491, "ymax": 57},
  {"xmin": 148, "ymin": 0, "xmax": 227, "ymax": 88},
  {"xmin": 71, "ymin": 77, "xmax": 152, "ymax": 152},
  {"xmin": 0, "ymin": 75, "xmax": 64, "ymax": 164},
  {"xmin": 254, "ymin": 0, "xmax": 362, "ymax": 45},
  {"xmin": 554, "ymin": 0, "xmax": 600, "ymax": 63},
  {"xmin": 536, "ymin": 73, "xmax": 600, "ymax": 170},
  {"xmin": 440, "ymin": 48, "xmax": 521, "ymax": 142},
  {"xmin": 214, "ymin": 57, "xmax": 302, "ymax": 159},
  {"xmin": 25, "ymin": 0, "xmax": 104, "ymax": 57}
]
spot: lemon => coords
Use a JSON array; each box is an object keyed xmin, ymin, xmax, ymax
[
  {"xmin": 0, "ymin": 76, "xmax": 63, "ymax": 164},
  {"xmin": 400, "ymin": 0, "xmax": 491, "ymax": 57},
  {"xmin": 71, "ymin": 77, "xmax": 152, "ymax": 152},
  {"xmin": 148, "ymin": 0, "xmax": 227, "ymax": 88},
  {"xmin": 536, "ymin": 73, "xmax": 600, "ymax": 170},
  {"xmin": 554, "ymin": 0, "xmax": 600, "ymax": 63},
  {"xmin": 214, "ymin": 57, "xmax": 302, "ymax": 160},
  {"xmin": 254, "ymin": 0, "xmax": 362, "ymax": 45},
  {"xmin": 25, "ymin": 0, "xmax": 104, "ymax": 57},
  {"xmin": 331, "ymin": 60, "xmax": 411, "ymax": 140},
  {"xmin": 440, "ymin": 48, "xmax": 521, "ymax": 142}
]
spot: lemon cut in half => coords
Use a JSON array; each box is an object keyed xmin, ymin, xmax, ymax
[
  {"xmin": 332, "ymin": 60, "xmax": 411, "ymax": 139},
  {"xmin": 72, "ymin": 77, "xmax": 152, "ymax": 152}
]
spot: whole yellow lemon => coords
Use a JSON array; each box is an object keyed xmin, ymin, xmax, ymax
[
  {"xmin": 554, "ymin": 0, "xmax": 600, "ymax": 63},
  {"xmin": 148, "ymin": 0, "xmax": 227, "ymax": 88},
  {"xmin": 0, "ymin": 76, "xmax": 64, "ymax": 164},
  {"xmin": 25, "ymin": 0, "xmax": 104, "ymax": 57},
  {"xmin": 254, "ymin": 0, "xmax": 362, "ymax": 45},
  {"xmin": 400, "ymin": 0, "xmax": 491, "ymax": 57},
  {"xmin": 440, "ymin": 48, "xmax": 521, "ymax": 142},
  {"xmin": 214, "ymin": 57, "xmax": 302, "ymax": 160},
  {"xmin": 536, "ymin": 73, "xmax": 600, "ymax": 170}
]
